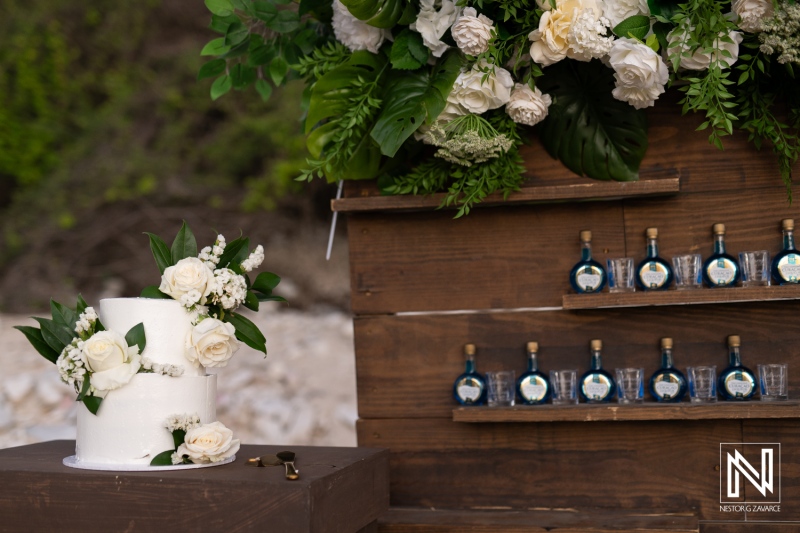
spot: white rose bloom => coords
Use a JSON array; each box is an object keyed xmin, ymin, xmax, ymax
[
  {"xmin": 176, "ymin": 421, "xmax": 240, "ymax": 464},
  {"xmin": 506, "ymin": 84, "xmax": 553, "ymax": 126},
  {"xmin": 84, "ymin": 330, "xmax": 142, "ymax": 392},
  {"xmin": 608, "ymin": 38, "xmax": 668, "ymax": 109},
  {"xmin": 529, "ymin": 0, "xmax": 602, "ymax": 66},
  {"xmin": 332, "ymin": 0, "xmax": 389, "ymax": 54},
  {"xmin": 667, "ymin": 27, "xmax": 744, "ymax": 70},
  {"xmin": 452, "ymin": 8, "xmax": 495, "ymax": 56},
  {"xmin": 185, "ymin": 318, "xmax": 240, "ymax": 368},
  {"xmin": 159, "ymin": 257, "xmax": 215, "ymax": 305},
  {"xmin": 732, "ymin": 0, "xmax": 774, "ymax": 33},
  {"xmin": 536, "ymin": 0, "xmax": 553, "ymax": 10},
  {"xmin": 602, "ymin": 0, "xmax": 650, "ymax": 28},
  {"xmin": 411, "ymin": 0, "xmax": 460, "ymax": 58},
  {"xmin": 449, "ymin": 60, "xmax": 514, "ymax": 114}
]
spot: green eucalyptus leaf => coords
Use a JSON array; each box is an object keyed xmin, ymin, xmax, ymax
[
  {"xmin": 125, "ymin": 323, "xmax": 147, "ymax": 355},
  {"xmin": 341, "ymin": 0, "xmax": 408, "ymax": 28},
  {"xmin": 225, "ymin": 20, "xmax": 249, "ymax": 47},
  {"xmin": 150, "ymin": 450, "xmax": 176, "ymax": 466},
  {"xmin": 537, "ymin": 60, "xmax": 647, "ymax": 182},
  {"xmin": 141, "ymin": 285, "xmax": 172, "ymax": 299},
  {"xmin": 299, "ymin": 0, "xmax": 333, "ymax": 22},
  {"xmin": 247, "ymin": 44, "xmax": 275, "ymax": 66},
  {"xmin": 209, "ymin": 13, "xmax": 239, "ymax": 34},
  {"xmin": 293, "ymin": 29, "xmax": 319, "ymax": 55},
  {"xmin": 14, "ymin": 326, "xmax": 60, "ymax": 363},
  {"xmin": 613, "ymin": 15, "xmax": 651, "ymax": 41},
  {"xmin": 198, "ymin": 58, "xmax": 227, "ymax": 80},
  {"xmin": 50, "ymin": 299, "xmax": 77, "ymax": 330},
  {"xmin": 34, "ymin": 317, "xmax": 74, "ymax": 353},
  {"xmin": 170, "ymin": 221, "xmax": 198, "ymax": 263},
  {"xmin": 225, "ymin": 312, "xmax": 267, "ymax": 353},
  {"xmin": 647, "ymin": 0, "xmax": 681, "ymax": 21},
  {"xmin": 231, "ymin": 64, "xmax": 257, "ymax": 89},
  {"xmin": 371, "ymin": 51, "xmax": 462, "ymax": 157},
  {"xmin": 269, "ymin": 56, "xmax": 289, "ymax": 86},
  {"xmin": 201, "ymin": 38, "xmax": 231, "ymax": 56},
  {"xmin": 253, "ymin": 272, "xmax": 281, "ymax": 292},
  {"xmin": 82, "ymin": 395, "xmax": 102, "ymax": 415},
  {"xmin": 205, "ymin": 0, "xmax": 235, "ymax": 16},
  {"xmin": 266, "ymin": 10, "xmax": 301, "ymax": 33},
  {"xmin": 255, "ymin": 79, "xmax": 273, "ymax": 101},
  {"xmin": 390, "ymin": 29, "xmax": 427, "ymax": 70},
  {"xmin": 145, "ymin": 232, "xmax": 173, "ymax": 273}
]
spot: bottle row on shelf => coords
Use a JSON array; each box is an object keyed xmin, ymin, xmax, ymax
[
  {"xmin": 453, "ymin": 336, "xmax": 788, "ymax": 407},
  {"xmin": 570, "ymin": 219, "xmax": 800, "ymax": 294}
]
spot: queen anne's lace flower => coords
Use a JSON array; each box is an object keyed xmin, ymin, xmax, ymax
[
  {"xmin": 411, "ymin": 0, "xmax": 460, "ymax": 57},
  {"xmin": 506, "ymin": 84, "xmax": 553, "ymax": 126},
  {"xmin": 451, "ymin": 8, "xmax": 495, "ymax": 56},
  {"xmin": 568, "ymin": 9, "xmax": 614, "ymax": 61},
  {"xmin": 332, "ymin": 0, "xmax": 389, "ymax": 54}
]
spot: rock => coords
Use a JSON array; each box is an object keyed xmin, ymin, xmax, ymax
[{"xmin": 4, "ymin": 374, "xmax": 34, "ymax": 403}]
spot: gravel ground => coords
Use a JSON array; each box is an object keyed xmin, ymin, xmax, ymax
[{"xmin": 0, "ymin": 305, "xmax": 358, "ymax": 449}]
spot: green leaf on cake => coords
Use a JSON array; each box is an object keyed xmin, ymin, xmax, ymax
[
  {"xmin": 77, "ymin": 377, "xmax": 91, "ymax": 401},
  {"xmin": 94, "ymin": 319, "xmax": 106, "ymax": 332},
  {"xmin": 14, "ymin": 326, "xmax": 60, "ymax": 364},
  {"xmin": 171, "ymin": 221, "xmax": 198, "ymax": 263},
  {"xmin": 146, "ymin": 232, "xmax": 173, "ymax": 273},
  {"xmin": 243, "ymin": 291, "xmax": 260, "ymax": 311},
  {"xmin": 536, "ymin": 60, "xmax": 648, "ymax": 182},
  {"xmin": 125, "ymin": 323, "xmax": 147, "ymax": 355},
  {"xmin": 252, "ymin": 272, "xmax": 281, "ymax": 293},
  {"xmin": 172, "ymin": 429, "xmax": 186, "ymax": 450},
  {"xmin": 217, "ymin": 236, "xmax": 249, "ymax": 270},
  {"xmin": 76, "ymin": 294, "xmax": 90, "ymax": 315},
  {"xmin": 50, "ymin": 299, "xmax": 78, "ymax": 332},
  {"xmin": 81, "ymin": 395, "xmax": 102, "ymax": 415},
  {"xmin": 34, "ymin": 317, "xmax": 74, "ymax": 353},
  {"xmin": 612, "ymin": 15, "xmax": 651, "ymax": 41},
  {"xmin": 225, "ymin": 312, "xmax": 267, "ymax": 353},
  {"xmin": 150, "ymin": 450, "xmax": 176, "ymax": 466},
  {"xmin": 140, "ymin": 285, "xmax": 172, "ymax": 299}
]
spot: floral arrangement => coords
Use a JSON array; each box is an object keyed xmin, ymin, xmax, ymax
[
  {"xmin": 151, "ymin": 413, "xmax": 240, "ymax": 466},
  {"xmin": 199, "ymin": 0, "xmax": 799, "ymax": 215},
  {"xmin": 15, "ymin": 298, "xmax": 147, "ymax": 414}
]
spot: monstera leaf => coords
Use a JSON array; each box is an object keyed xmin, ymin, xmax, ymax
[
  {"xmin": 537, "ymin": 60, "xmax": 648, "ymax": 182},
  {"xmin": 340, "ymin": 0, "xmax": 412, "ymax": 28}
]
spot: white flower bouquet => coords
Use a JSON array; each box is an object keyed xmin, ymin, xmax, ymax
[{"xmin": 199, "ymin": 0, "xmax": 799, "ymax": 216}]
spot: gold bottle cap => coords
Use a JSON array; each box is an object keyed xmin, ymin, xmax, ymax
[
  {"xmin": 527, "ymin": 341, "xmax": 539, "ymax": 352},
  {"xmin": 712, "ymin": 223, "xmax": 726, "ymax": 235},
  {"xmin": 590, "ymin": 339, "xmax": 602, "ymax": 351},
  {"xmin": 661, "ymin": 337, "xmax": 673, "ymax": 349},
  {"xmin": 646, "ymin": 227, "xmax": 658, "ymax": 239},
  {"xmin": 464, "ymin": 343, "xmax": 476, "ymax": 355},
  {"xmin": 783, "ymin": 219, "xmax": 795, "ymax": 231},
  {"xmin": 580, "ymin": 230, "xmax": 592, "ymax": 242},
  {"xmin": 727, "ymin": 335, "xmax": 741, "ymax": 348}
]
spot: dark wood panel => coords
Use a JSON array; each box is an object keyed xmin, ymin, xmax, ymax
[
  {"xmin": 357, "ymin": 418, "xmax": 741, "ymax": 521},
  {"xmin": 347, "ymin": 202, "xmax": 626, "ymax": 314},
  {"xmin": 378, "ymin": 507, "xmax": 699, "ymax": 533},
  {"xmin": 701, "ymin": 524, "xmax": 800, "ymax": 532},
  {"xmin": 354, "ymin": 305, "xmax": 800, "ymax": 419}
]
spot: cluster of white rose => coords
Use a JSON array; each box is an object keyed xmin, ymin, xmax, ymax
[
  {"xmin": 172, "ymin": 420, "xmax": 240, "ymax": 465},
  {"xmin": 199, "ymin": 235, "xmax": 226, "ymax": 269},
  {"xmin": 74, "ymin": 307, "xmax": 99, "ymax": 337},
  {"xmin": 56, "ymin": 339, "xmax": 87, "ymax": 388},
  {"xmin": 210, "ymin": 267, "xmax": 249, "ymax": 310},
  {"xmin": 141, "ymin": 357, "xmax": 185, "ymax": 377}
]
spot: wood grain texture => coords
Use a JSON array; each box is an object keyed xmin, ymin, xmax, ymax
[
  {"xmin": 378, "ymin": 507, "xmax": 699, "ymax": 533},
  {"xmin": 357, "ymin": 418, "xmax": 742, "ymax": 521},
  {"xmin": 0, "ymin": 440, "xmax": 389, "ymax": 533},
  {"xmin": 354, "ymin": 305, "xmax": 800, "ymax": 419},
  {"xmin": 701, "ymin": 525, "xmax": 800, "ymax": 532},
  {"xmin": 562, "ymin": 285, "xmax": 800, "ymax": 310},
  {"xmin": 453, "ymin": 402, "xmax": 800, "ymax": 423}
]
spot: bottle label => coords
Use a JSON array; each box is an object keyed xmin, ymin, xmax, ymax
[
  {"xmin": 778, "ymin": 255, "xmax": 800, "ymax": 281},
  {"xmin": 584, "ymin": 380, "xmax": 609, "ymax": 399},
  {"xmin": 726, "ymin": 376, "xmax": 754, "ymax": 396},
  {"xmin": 457, "ymin": 384, "xmax": 482, "ymax": 402},
  {"xmin": 709, "ymin": 259, "xmax": 736, "ymax": 285},
  {"xmin": 641, "ymin": 268, "xmax": 667, "ymax": 288},
  {"xmin": 577, "ymin": 273, "xmax": 602, "ymax": 291},
  {"xmin": 654, "ymin": 381, "xmax": 680, "ymax": 398},
  {"xmin": 521, "ymin": 378, "xmax": 547, "ymax": 401}
]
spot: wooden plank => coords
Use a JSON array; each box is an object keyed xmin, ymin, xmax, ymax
[
  {"xmin": 701, "ymin": 524, "xmax": 800, "ymax": 532},
  {"xmin": 379, "ymin": 507, "xmax": 699, "ymax": 533},
  {"xmin": 354, "ymin": 305, "xmax": 800, "ymax": 419},
  {"xmin": 357, "ymin": 418, "xmax": 742, "ymax": 521},
  {"xmin": 0, "ymin": 440, "xmax": 389, "ymax": 533},
  {"xmin": 332, "ymin": 178, "xmax": 680, "ymax": 213},
  {"xmin": 563, "ymin": 285, "xmax": 800, "ymax": 310},
  {"xmin": 453, "ymin": 402, "xmax": 800, "ymax": 423}
]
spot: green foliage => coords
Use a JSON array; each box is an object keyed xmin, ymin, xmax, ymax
[
  {"xmin": 613, "ymin": 15, "xmax": 651, "ymax": 41},
  {"xmin": 537, "ymin": 60, "xmax": 648, "ymax": 182},
  {"xmin": 124, "ymin": 323, "xmax": 147, "ymax": 354},
  {"xmin": 390, "ymin": 29, "xmax": 430, "ymax": 71},
  {"xmin": 340, "ymin": 0, "xmax": 410, "ymax": 28},
  {"xmin": 225, "ymin": 311, "xmax": 268, "ymax": 353},
  {"xmin": 170, "ymin": 221, "xmax": 198, "ymax": 264},
  {"xmin": 293, "ymin": 42, "xmax": 352, "ymax": 83},
  {"xmin": 150, "ymin": 450, "xmax": 176, "ymax": 466}
]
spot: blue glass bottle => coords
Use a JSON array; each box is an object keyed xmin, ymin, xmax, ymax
[
  {"xmin": 453, "ymin": 344, "xmax": 487, "ymax": 406},
  {"xmin": 579, "ymin": 339, "xmax": 616, "ymax": 403},
  {"xmin": 516, "ymin": 341, "xmax": 550, "ymax": 405},
  {"xmin": 718, "ymin": 335, "xmax": 756, "ymax": 401},
  {"xmin": 771, "ymin": 219, "xmax": 800, "ymax": 285},
  {"xmin": 702, "ymin": 223, "xmax": 740, "ymax": 288},
  {"xmin": 636, "ymin": 227, "xmax": 673, "ymax": 291},
  {"xmin": 569, "ymin": 230, "xmax": 606, "ymax": 294},
  {"xmin": 649, "ymin": 337, "xmax": 687, "ymax": 402}
]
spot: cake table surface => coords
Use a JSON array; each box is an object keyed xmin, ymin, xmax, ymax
[{"xmin": 0, "ymin": 440, "xmax": 389, "ymax": 533}]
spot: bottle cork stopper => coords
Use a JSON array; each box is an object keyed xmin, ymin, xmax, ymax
[
  {"xmin": 712, "ymin": 223, "xmax": 726, "ymax": 235},
  {"xmin": 783, "ymin": 219, "xmax": 795, "ymax": 231},
  {"xmin": 580, "ymin": 230, "xmax": 592, "ymax": 242},
  {"xmin": 661, "ymin": 337, "xmax": 673, "ymax": 349},
  {"xmin": 464, "ymin": 343, "xmax": 476, "ymax": 355},
  {"xmin": 646, "ymin": 227, "xmax": 658, "ymax": 239},
  {"xmin": 590, "ymin": 339, "xmax": 602, "ymax": 351},
  {"xmin": 527, "ymin": 341, "xmax": 539, "ymax": 352},
  {"xmin": 727, "ymin": 335, "xmax": 741, "ymax": 348}
]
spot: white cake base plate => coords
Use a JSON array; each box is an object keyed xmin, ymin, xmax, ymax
[{"xmin": 62, "ymin": 454, "xmax": 236, "ymax": 471}]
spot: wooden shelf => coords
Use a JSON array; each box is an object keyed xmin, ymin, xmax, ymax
[
  {"xmin": 562, "ymin": 285, "xmax": 800, "ymax": 310},
  {"xmin": 332, "ymin": 177, "xmax": 679, "ymax": 213},
  {"xmin": 453, "ymin": 400, "xmax": 800, "ymax": 423}
]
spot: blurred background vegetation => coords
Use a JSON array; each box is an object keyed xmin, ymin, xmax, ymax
[{"xmin": 0, "ymin": 0, "xmax": 347, "ymax": 313}]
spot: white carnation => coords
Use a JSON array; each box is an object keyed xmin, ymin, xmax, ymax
[
  {"xmin": 506, "ymin": 84, "xmax": 552, "ymax": 126},
  {"xmin": 529, "ymin": 0, "xmax": 604, "ymax": 66},
  {"xmin": 602, "ymin": 0, "xmax": 650, "ymax": 28},
  {"xmin": 449, "ymin": 60, "xmax": 514, "ymax": 115},
  {"xmin": 608, "ymin": 38, "xmax": 668, "ymax": 109},
  {"xmin": 568, "ymin": 9, "xmax": 614, "ymax": 61},
  {"xmin": 452, "ymin": 7, "xmax": 494, "ymax": 56},
  {"xmin": 410, "ymin": 0, "xmax": 459, "ymax": 58},
  {"xmin": 332, "ymin": 0, "xmax": 389, "ymax": 54},
  {"xmin": 667, "ymin": 26, "xmax": 743, "ymax": 70},
  {"xmin": 732, "ymin": 0, "xmax": 774, "ymax": 33}
]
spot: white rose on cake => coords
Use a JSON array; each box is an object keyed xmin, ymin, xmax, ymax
[
  {"xmin": 185, "ymin": 318, "xmax": 239, "ymax": 368},
  {"xmin": 83, "ymin": 330, "xmax": 142, "ymax": 392},
  {"xmin": 608, "ymin": 38, "xmax": 668, "ymax": 109},
  {"xmin": 506, "ymin": 84, "xmax": 552, "ymax": 126},
  {"xmin": 176, "ymin": 421, "xmax": 240, "ymax": 464},
  {"xmin": 452, "ymin": 8, "xmax": 495, "ymax": 56},
  {"xmin": 449, "ymin": 60, "xmax": 513, "ymax": 114},
  {"xmin": 159, "ymin": 257, "xmax": 215, "ymax": 306}
]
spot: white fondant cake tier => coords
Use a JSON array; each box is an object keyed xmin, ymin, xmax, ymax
[
  {"xmin": 76, "ymin": 373, "xmax": 216, "ymax": 465},
  {"xmin": 100, "ymin": 297, "xmax": 203, "ymax": 377}
]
